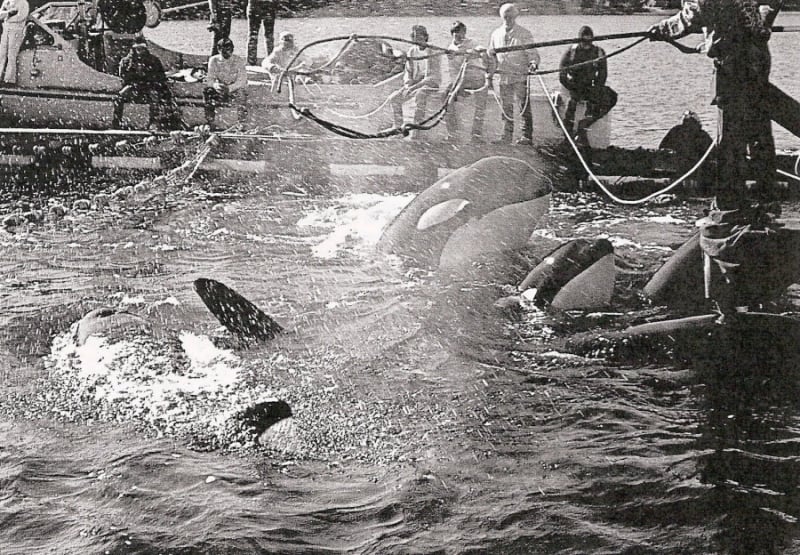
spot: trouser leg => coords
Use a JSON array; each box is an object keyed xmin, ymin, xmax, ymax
[
  {"xmin": 412, "ymin": 88, "xmax": 431, "ymax": 124},
  {"xmin": 442, "ymin": 86, "xmax": 458, "ymax": 138},
  {"xmin": 499, "ymin": 84, "xmax": 514, "ymax": 141},
  {"xmin": 263, "ymin": 7, "xmax": 276, "ymax": 55},
  {"xmin": 390, "ymin": 90, "xmax": 405, "ymax": 128},
  {"xmin": 716, "ymin": 104, "xmax": 749, "ymax": 210},
  {"xmin": 563, "ymin": 96, "xmax": 578, "ymax": 134},
  {"xmin": 203, "ymin": 87, "xmax": 217, "ymax": 124},
  {"xmin": 246, "ymin": 7, "xmax": 262, "ymax": 66},
  {"xmin": 516, "ymin": 81, "xmax": 533, "ymax": 140},
  {"xmin": 3, "ymin": 26, "xmax": 24, "ymax": 84},
  {"xmin": 211, "ymin": 10, "xmax": 232, "ymax": 56},
  {"xmin": 471, "ymin": 88, "xmax": 487, "ymax": 140}
]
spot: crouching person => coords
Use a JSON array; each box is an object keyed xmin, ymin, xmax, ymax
[
  {"xmin": 112, "ymin": 39, "xmax": 182, "ymax": 130},
  {"xmin": 204, "ymin": 38, "xmax": 248, "ymax": 129}
]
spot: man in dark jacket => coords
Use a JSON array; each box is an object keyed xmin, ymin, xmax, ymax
[
  {"xmin": 559, "ymin": 25, "xmax": 617, "ymax": 144},
  {"xmin": 111, "ymin": 40, "xmax": 180, "ymax": 130},
  {"xmin": 650, "ymin": 1, "xmax": 781, "ymax": 321},
  {"xmin": 649, "ymin": 0, "xmax": 776, "ymax": 208}
]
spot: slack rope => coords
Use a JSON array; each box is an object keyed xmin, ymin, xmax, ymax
[{"xmin": 537, "ymin": 74, "xmax": 717, "ymax": 205}]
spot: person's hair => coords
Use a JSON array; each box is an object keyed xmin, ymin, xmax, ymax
[
  {"xmin": 218, "ymin": 38, "xmax": 234, "ymax": 49},
  {"xmin": 578, "ymin": 25, "xmax": 594, "ymax": 39},
  {"xmin": 450, "ymin": 21, "xmax": 466, "ymax": 35},
  {"xmin": 499, "ymin": 3, "xmax": 518, "ymax": 18},
  {"xmin": 411, "ymin": 25, "xmax": 428, "ymax": 40}
]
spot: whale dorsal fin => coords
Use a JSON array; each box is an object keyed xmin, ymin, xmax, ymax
[{"xmin": 194, "ymin": 278, "xmax": 283, "ymax": 342}]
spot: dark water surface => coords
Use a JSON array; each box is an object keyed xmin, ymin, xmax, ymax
[{"xmin": 2, "ymin": 13, "xmax": 800, "ymax": 555}]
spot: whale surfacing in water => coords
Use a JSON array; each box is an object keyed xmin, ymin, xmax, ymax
[
  {"xmin": 378, "ymin": 156, "xmax": 554, "ymax": 274},
  {"xmin": 519, "ymin": 238, "xmax": 616, "ymax": 310},
  {"xmin": 46, "ymin": 306, "xmax": 293, "ymax": 451}
]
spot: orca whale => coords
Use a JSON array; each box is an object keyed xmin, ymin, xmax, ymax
[
  {"xmin": 519, "ymin": 238, "xmax": 616, "ymax": 310},
  {"xmin": 643, "ymin": 226, "xmax": 800, "ymax": 310},
  {"xmin": 378, "ymin": 155, "xmax": 555, "ymax": 274},
  {"xmin": 50, "ymin": 305, "xmax": 292, "ymax": 450}
]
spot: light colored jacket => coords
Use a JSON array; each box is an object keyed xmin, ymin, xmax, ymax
[
  {"xmin": 0, "ymin": 0, "xmax": 29, "ymax": 27},
  {"xmin": 489, "ymin": 23, "xmax": 539, "ymax": 85},
  {"xmin": 207, "ymin": 53, "xmax": 247, "ymax": 91}
]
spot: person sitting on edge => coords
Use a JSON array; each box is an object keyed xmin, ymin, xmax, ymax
[
  {"xmin": 487, "ymin": 3, "xmax": 539, "ymax": 145},
  {"xmin": 204, "ymin": 38, "xmax": 248, "ymax": 129},
  {"xmin": 112, "ymin": 39, "xmax": 181, "ymax": 130},
  {"xmin": 207, "ymin": 0, "xmax": 232, "ymax": 57},
  {"xmin": 0, "ymin": 0, "xmax": 29, "ymax": 85},
  {"xmin": 559, "ymin": 25, "xmax": 617, "ymax": 145},
  {"xmin": 261, "ymin": 31, "xmax": 307, "ymax": 78},
  {"xmin": 442, "ymin": 21, "xmax": 489, "ymax": 142},
  {"xmin": 659, "ymin": 110, "xmax": 714, "ymax": 184},
  {"xmin": 387, "ymin": 24, "xmax": 441, "ymax": 137}
]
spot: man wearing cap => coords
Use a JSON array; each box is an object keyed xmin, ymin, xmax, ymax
[
  {"xmin": 0, "ymin": 0, "xmax": 29, "ymax": 84},
  {"xmin": 112, "ymin": 39, "xmax": 180, "ymax": 130},
  {"xmin": 558, "ymin": 25, "xmax": 617, "ymax": 145},
  {"xmin": 204, "ymin": 38, "xmax": 248, "ymax": 128},
  {"xmin": 246, "ymin": 0, "xmax": 277, "ymax": 66},
  {"xmin": 387, "ymin": 24, "xmax": 441, "ymax": 137},
  {"xmin": 261, "ymin": 31, "xmax": 307, "ymax": 76},
  {"xmin": 487, "ymin": 3, "xmax": 538, "ymax": 145},
  {"xmin": 207, "ymin": 0, "xmax": 232, "ymax": 57}
]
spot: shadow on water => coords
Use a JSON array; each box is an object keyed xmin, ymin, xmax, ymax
[{"xmin": 694, "ymin": 339, "xmax": 800, "ymax": 555}]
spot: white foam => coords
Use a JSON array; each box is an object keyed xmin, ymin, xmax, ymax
[{"xmin": 298, "ymin": 193, "xmax": 414, "ymax": 259}]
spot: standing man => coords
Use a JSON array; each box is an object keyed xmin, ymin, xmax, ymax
[
  {"xmin": 650, "ymin": 1, "xmax": 780, "ymax": 322},
  {"xmin": 204, "ymin": 37, "xmax": 248, "ymax": 128},
  {"xmin": 649, "ymin": 0, "xmax": 776, "ymax": 208},
  {"xmin": 559, "ymin": 25, "xmax": 617, "ymax": 145},
  {"xmin": 0, "ymin": 0, "xmax": 29, "ymax": 84},
  {"xmin": 442, "ymin": 21, "xmax": 488, "ymax": 142},
  {"xmin": 207, "ymin": 0, "xmax": 232, "ymax": 57},
  {"xmin": 387, "ymin": 24, "xmax": 441, "ymax": 137},
  {"xmin": 246, "ymin": 0, "xmax": 277, "ymax": 66},
  {"xmin": 487, "ymin": 3, "xmax": 539, "ymax": 145}
]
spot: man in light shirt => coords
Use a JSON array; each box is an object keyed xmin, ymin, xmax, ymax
[
  {"xmin": 0, "ymin": 0, "xmax": 29, "ymax": 84},
  {"xmin": 443, "ymin": 20, "xmax": 488, "ymax": 142},
  {"xmin": 487, "ymin": 3, "xmax": 539, "ymax": 145},
  {"xmin": 204, "ymin": 38, "xmax": 248, "ymax": 128},
  {"xmin": 261, "ymin": 31, "xmax": 307, "ymax": 76},
  {"xmin": 387, "ymin": 24, "xmax": 441, "ymax": 137}
]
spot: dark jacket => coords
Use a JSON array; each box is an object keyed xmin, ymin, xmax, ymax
[
  {"xmin": 119, "ymin": 49, "xmax": 168, "ymax": 86},
  {"xmin": 559, "ymin": 44, "xmax": 607, "ymax": 98}
]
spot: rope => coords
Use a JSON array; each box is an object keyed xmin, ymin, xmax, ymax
[
  {"xmin": 287, "ymin": 59, "xmax": 469, "ymax": 139},
  {"xmin": 778, "ymin": 169, "xmax": 800, "ymax": 183},
  {"xmin": 277, "ymin": 34, "xmax": 451, "ymax": 92},
  {"xmin": 536, "ymin": 74, "xmax": 717, "ymax": 205},
  {"xmin": 323, "ymin": 93, "xmax": 394, "ymax": 120}
]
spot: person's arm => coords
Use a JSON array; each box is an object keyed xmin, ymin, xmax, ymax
[
  {"xmin": 206, "ymin": 57, "xmax": 219, "ymax": 85},
  {"xmin": 650, "ymin": 1, "xmax": 705, "ymax": 40},
  {"xmin": 558, "ymin": 47, "xmax": 573, "ymax": 89},
  {"xmin": 594, "ymin": 47, "xmax": 607, "ymax": 88},
  {"xmin": 230, "ymin": 58, "xmax": 248, "ymax": 91},
  {"xmin": 207, "ymin": 0, "xmax": 219, "ymax": 27}
]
